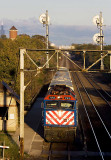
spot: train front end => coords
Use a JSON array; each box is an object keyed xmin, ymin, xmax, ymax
[{"xmin": 43, "ymin": 85, "xmax": 77, "ymax": 142}]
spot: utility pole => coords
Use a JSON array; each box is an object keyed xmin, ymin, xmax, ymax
[
  {"xmin": 100, "ymin": 12, "xmax": 104, "ymax": 70},
  {"xmin": 20, "ymin": 48, "xmax": 25, "ymax": 159},
  {"xmin": 46, "ymin": 10, "xmax": 49, "ymax": 68}
]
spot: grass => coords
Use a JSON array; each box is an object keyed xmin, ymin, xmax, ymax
[{"xmin": 0, "ymin": 132, "xmax": 20, "ymax": 160}]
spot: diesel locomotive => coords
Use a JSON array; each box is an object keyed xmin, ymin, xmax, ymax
[{"xmin": 42, "ymin": 67, "xmax": 78, "ymax": 142}]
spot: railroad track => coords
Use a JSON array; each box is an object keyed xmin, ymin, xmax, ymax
[
  {"xmin": 83, "ymin": 72, "xmax": 111, "ymax": 106},
  {"xmin": 48, "ymin": 142, "xmax": 71, "ymax": 160},
  {"xmin": 37, "ymin": 55, "xmax": 111, "ymax": 160},
  {"xmin": 69, "ymin": 61, "xmax": 111, "ymax": 159},
  {"xmin": 40, "ymin": 142, "xmax": 72, "ymax": 160}
]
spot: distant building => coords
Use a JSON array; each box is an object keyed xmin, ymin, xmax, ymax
[
  {"xmin": 9, "ymin": 26, "xmax": 18, "ymax": 40},
  {"xmin": 59, "ymin": 45, "xmax": 75, "ymax": 49},
  {"xmin": 0, "ymin": 22, "xmax": 5, "ymax": 37}
]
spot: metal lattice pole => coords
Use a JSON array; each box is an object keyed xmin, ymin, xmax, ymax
[{"xmin": 100, "ymin": 12, "xmax": 104, "ymax": 70}]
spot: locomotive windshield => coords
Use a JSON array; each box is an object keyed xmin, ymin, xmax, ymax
[
  {"xmin": 45, "ymin": 101, "xmax": 74, "ymax": 109},
  {"xmin": 46, "ymin": 101, "xmax": 58, "ymax": 108},
  {"xmin": 60, "ymin": 102, "xmax": 74, "ymax": 109}
]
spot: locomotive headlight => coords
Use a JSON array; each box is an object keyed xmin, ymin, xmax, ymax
[{"xmin": 57, "ymin": 96, "xmax": 62, "ymax": 99}]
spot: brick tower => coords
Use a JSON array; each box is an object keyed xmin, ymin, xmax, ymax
[{"xmin": 9, "ymin": 26, "xmax": 18, "ymax": 40}]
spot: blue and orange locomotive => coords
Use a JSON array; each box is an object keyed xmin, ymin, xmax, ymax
[{"xmin": 42, "ymin": 67, "xmax": 78, "ymax": 142}]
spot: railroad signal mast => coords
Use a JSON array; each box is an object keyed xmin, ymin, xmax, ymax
[
  {"xmin": 39, "ymin": 10, "xmax": 50, "ymax": 68},
  {"xmin": 93, "ymin": 12, "xmax": 105, "ymax": 70}
]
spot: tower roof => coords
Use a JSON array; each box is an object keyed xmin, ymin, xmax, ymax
[{"xmin": 10, "ymin": 26, "xmax": 18, "ymax": 31}]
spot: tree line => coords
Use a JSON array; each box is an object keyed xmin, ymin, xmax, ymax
[
  {"xmin": 71, "ymin": 43, "xmax": 111, "ymax": 69},
  {"xmin": 0, "ymin": 34, "xmax": 56, "ymax": 106},
  {"xmin": 0, "ymin": 37, "xmax": 110, "ymax": 106}
]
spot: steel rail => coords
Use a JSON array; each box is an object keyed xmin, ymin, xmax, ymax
[
  {"xmin": 48, "ymin": 142, "xmax": 52, "ymax": 160},
  {"xmin": 67, "ymin": 143, "xmax": 70, "ymax": 160},
  {"xmin": 72, "ymin": 72, "xmax": 104, "ymax": 160},
  {"xmin": 83, "ymin": 73, "xmax": 111, "ymax": 108},
  {"xmin": 48, "ymin": 142, "xmax": 70, "ymax": 160},
  {"xmin": 78, "ymin": 114, "xmax": 87, "ymax": 153},
  {"xmin": 86, "ymin": 73, "xmax": 111, "ymax": 98},
  {"xmin": 61, "ymin": 52, "xmax": 82, "ymax": 70},
  {"xmin": 76, "ymin": 73, "xmax": 111, "ymax": 139}
]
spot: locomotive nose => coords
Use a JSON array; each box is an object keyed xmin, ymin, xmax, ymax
[{"xmin": 58, "ymin": 110, "xmax": 62, "ymax": 117}]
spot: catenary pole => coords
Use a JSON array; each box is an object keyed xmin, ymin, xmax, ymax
[
  {"xmin": 83, "ymin": 51, "xmax": 86, "ymax": 70},
  {"xmin": 20, "ymin": 48, "xmax": 25, "ymax": 159},
  {"xmin": 57, "ymin": 51, "xmax": 59, "ymax": 69},
  {"xmin": 46, "ymin": 10, "xmax": 49, "ymax": 68},
  {"xmin": 110, "ymin": 54, "xmax": 111, "ymax": 72},
  {"xmin": 108, "ymin": 51, "xmax": 111, "ymax": 71}
]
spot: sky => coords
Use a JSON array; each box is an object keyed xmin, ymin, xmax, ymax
[
  {"xmin": 1, "ymin": 0, "xmax": 111, "ymax": 25},
  {"xmin": 0, "ymin": 0, "xmax": 111, "ymax": 45}
]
